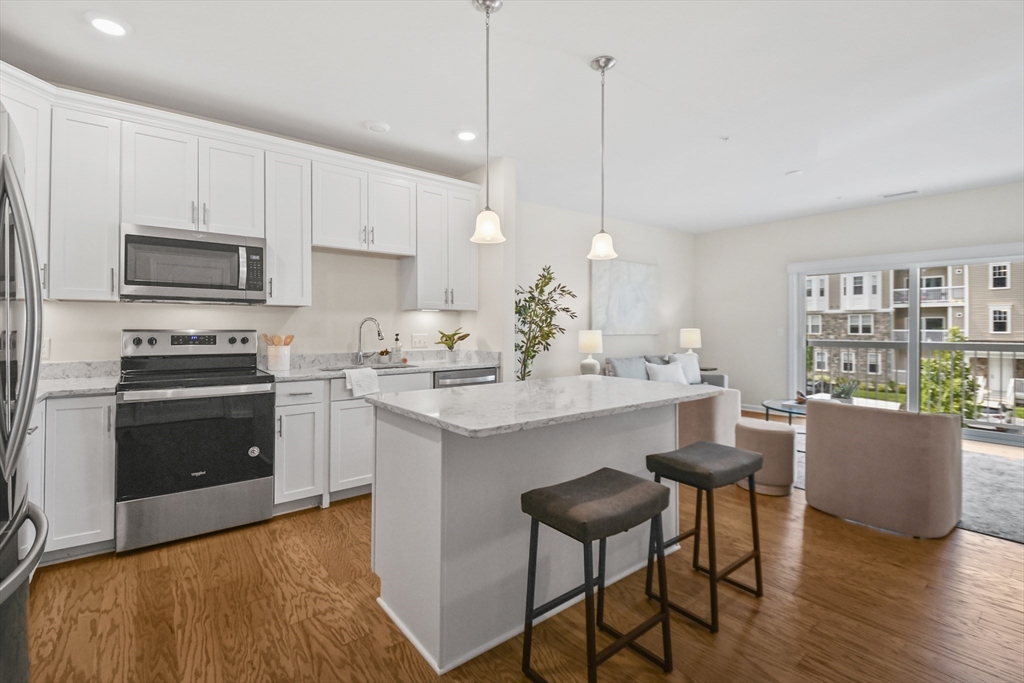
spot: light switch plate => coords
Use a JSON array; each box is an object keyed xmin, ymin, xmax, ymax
[
  {"xmin": 41, "ymin": 338, "xmax": 51, "ymax": 361},
  {"xmin": 411, "ymin": 333, "xmax": 429, "ymax": 349}
]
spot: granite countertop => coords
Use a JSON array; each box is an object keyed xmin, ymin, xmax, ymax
[
  {"xmin": 366, "ymin": 375, "xmax": 723, "ymax": 438},
  {"xmin": 35, "ymin": 376, "xmax": 119, "ymax": 401},
  {"xmin": 268, "ymin": 360, "xmax": 500, "ymax": 382}
]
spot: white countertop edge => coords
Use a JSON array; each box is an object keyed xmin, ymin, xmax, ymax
[{"xmin": 268, "ymin": 360, "xmax": 499, "ymax": 383}]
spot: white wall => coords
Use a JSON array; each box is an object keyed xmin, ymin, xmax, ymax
[
  {"xmin": 693, "ymin": 180, "xmax": 1024, "ymax": 405},
  {"xmin": 516, "ymin": 201, "xmax": 696, "ymax": 380},
  {"xmin": 44, "ymin": 249, "xmax": 461, "ymax": 361}
]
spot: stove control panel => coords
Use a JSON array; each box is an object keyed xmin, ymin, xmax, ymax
[{"xmin": 122, "ymin": 330, "xmax": 258, "ymax": 357}]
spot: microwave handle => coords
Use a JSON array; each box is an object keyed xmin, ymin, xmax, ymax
[{"xmin": 239, "ymin": 246, "xmax": 247, "ymax": 291}]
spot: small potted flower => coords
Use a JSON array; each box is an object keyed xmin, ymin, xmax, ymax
[{"xmin": 436, "ymin": 328, "xmax": 470, "ymax": 362}]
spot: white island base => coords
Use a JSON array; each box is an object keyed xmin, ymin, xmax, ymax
[{"xmin": 369, "ymin": 376, "xmax": 721, "ymax": 673}]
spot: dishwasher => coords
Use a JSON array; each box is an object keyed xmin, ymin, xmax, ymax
[{"xmin": 433, "ymin": 367, "xmax": 499, "ymax": 388}]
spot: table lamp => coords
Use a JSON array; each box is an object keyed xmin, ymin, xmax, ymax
[
  {"xmin": 579, "ymin": 330, "xmax": 603, "ymax": 375},
  {"xmin": 679, "ymin": 328, "xmax": 702, "ymax": 355}
]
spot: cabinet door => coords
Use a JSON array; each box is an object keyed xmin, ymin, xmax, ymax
[
  {"xmin": 368, "ymin": 173, "xmax": 416, "ymax": 256},
  {"xmin": 447, "ymin": 189, "xmax": 479, "ymax": 311},
  {"xmin": 265, "ymin": 152, "xmax": 312, "ymax": 306},
  {"xmin": 199, "ymin": 137, "xmax": 264, "ymax": 237},
  {"xmin": 44, "ymin": 396, "xmax": 115, "ymax": 552},
  {"xmin": 121, "ymin": 122, "xmax": 199, "ymax": 229},
  {"xmin": 330, "ymin": 400, "xmax": 374, "ymax": 492},
  {"xmin": 275, "ymin": 403, "xmax": 325, "ymax": 504},
  {"xmin": 312, "ymin": 161, "xmax": 367, "ymax": 250},
  {"xmin": 413, "ymin": 184, "xmax": 448, "ymax": 310},
  {"xmin": 18, "ymin": 405, "xmax": 45, "ymax": 560},
  {"xmin": 0, "ymin": 80, "xmax": 51, "ymax": 296},
  {"xmin": 49, "ymin": 109, "xmax": 121, "ymax": 301}
]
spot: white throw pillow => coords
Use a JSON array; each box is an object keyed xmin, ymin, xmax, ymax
[
  {"xmin": 666, "ymin": 353, "xmax": 702, "ymax": 385},
  {"xmin": 646, "ymin": 361, "xmax": 689, "ymax": 385}
]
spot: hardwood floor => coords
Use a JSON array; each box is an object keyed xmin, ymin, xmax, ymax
[{"xmin": 28, "ymin": 486, "xmax": 1024, "ymax": 683}]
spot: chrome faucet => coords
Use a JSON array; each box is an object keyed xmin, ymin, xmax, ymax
[{"xmin": 356, "ymin": 317, "xmax": 384, "ymax": 365}]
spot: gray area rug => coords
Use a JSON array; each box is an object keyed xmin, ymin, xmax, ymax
[{"xmin": 793, "ymin": 433, "xmax": 1024, "ymax": 544}]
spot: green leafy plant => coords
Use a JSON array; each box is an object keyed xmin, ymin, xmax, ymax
[
  {"xmin": 514, "ymin": 266, "xmax": 577, "ymax": 381},
  {"xmin": 920, "ymin": 327, "xmax": 980, "ymax": 419},
  {"xmin": 436, "ymin": 327, "xmax": 470, "ymax": 351},
  {"xmin": 831, "ymin": 377, "xmax": 860, "ymax": 399}
]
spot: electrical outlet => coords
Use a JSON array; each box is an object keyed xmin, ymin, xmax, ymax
[
  {"xmin": 41, "ymin": 338, "xmax": 51, "ymax": 361},
  {"xmin": 411, "ymin": 333, "xmax": 429, "ymax": 349}
]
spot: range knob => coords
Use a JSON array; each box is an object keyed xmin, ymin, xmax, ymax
[
  {"xmin": 132, "ymin": 336, "xmax": 143, "ymax": 347},
  {"xmin": 228, "ymin": 336, "xmax": 237, "ymax": 345},
  {"xmin": 147, "ymin": 336, "xmax": 158, "ymax": 347},
  {"xmin": 240, "ymin": 336, "xmax": 250, "ymax": 345}
]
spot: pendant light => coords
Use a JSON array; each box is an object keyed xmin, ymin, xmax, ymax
[
  {"xmin": 470, "ymin": 0, "xmax": 506, "ymax": 244},
  {"xmin": 587, "ymin": 56, "xmax": 618, "ymax": 260}
]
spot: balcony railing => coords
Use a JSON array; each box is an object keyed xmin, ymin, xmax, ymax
[
  {"xmin": 892, "ymin": 329, "xmax": 949, "ymax": 342},
  {"xmin": 893, "ymin": 286, "xmax": 966, "ymax": 305}
]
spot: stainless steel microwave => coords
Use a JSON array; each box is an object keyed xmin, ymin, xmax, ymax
[{"xmin": 120, "ymin": 224, "xmax": 266, "ymax": 304}]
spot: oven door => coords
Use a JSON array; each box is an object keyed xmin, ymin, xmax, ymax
[
  {"xmin": 115, "ymin": 384, "xmax": 275, "ymax": 503},
  {"xmin": 120, "ymin": 223, "xmax": 265, "ymax": 303}
]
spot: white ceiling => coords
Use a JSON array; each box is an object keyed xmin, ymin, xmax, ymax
[{"xmin": 1, "ymin": 1, "xmax": 1022, "ymax": 233}]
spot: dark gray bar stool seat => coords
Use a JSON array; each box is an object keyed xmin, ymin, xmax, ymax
[
  {"xmin": 521, "ymin": 467, "xmax": 673, "ymax": 683},
  {"xmin": 645, "ymin": 441, "xmax": 765, "ymax": 634}
]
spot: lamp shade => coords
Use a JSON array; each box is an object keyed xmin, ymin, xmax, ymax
[
  {"xmin": 586, "ymin": 231, "xmax": 617, "ymax": 260},
  {"xmin": 471, "ymin": 209, "xmax": 505, "ymax": 243},
  {"xmin": 578, "ymin": 329, "xmax": 604, "ymax": 354},
  {"xmin": 679, "ymin": 328, "xmax": 702, "ymax": 350}
]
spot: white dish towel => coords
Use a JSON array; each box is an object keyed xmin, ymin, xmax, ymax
[{"xmin": 345, "ymin": 367, "xmax": 380, "ymax": 398}]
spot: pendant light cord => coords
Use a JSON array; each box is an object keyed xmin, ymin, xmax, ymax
[
  {"xmin": 600, "ymin": 67, "xmax": 605, "ymax": 234},
  {"xmin": 484, "ymin": 8, "xmax": 491, "ymax": 210}
]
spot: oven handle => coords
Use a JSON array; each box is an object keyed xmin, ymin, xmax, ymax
[{"xmin": 117, "ymin": 383, "xmax": 275, "ymax": 403}]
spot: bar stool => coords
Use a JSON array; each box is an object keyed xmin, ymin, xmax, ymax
[
  {"xmin": 644, "ymin": 441, "xmax": 764, "ymax": 634},
  {"xmin": 520, "ymin": 467, "xmax": 673, "ymax": 683}
]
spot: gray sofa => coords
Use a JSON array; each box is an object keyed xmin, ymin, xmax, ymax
[{"xmin": 603, "ymin": 355, "xmax": 729, "ymax": 388}]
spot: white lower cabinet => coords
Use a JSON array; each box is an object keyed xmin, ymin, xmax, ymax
[
  {"xmin": 44, "ymin": 396, "xmax": 115, "ymax": 552},
  {"xmin": 18, "ymin": 404, "xmax": 45, "ymax": 559},
  {"xmin": 274, "ymin": 402, "xmax": 326, "ymax": 504},
  {"xmin": 329, "ymin": 400, "xmax": 375, "ymax": 492}
]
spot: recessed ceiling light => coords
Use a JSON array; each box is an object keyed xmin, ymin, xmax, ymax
[
  {"xmin": 457, "ymin": 131, "xmax": 477, "ymax": 141},
  {"xmin": 85, "ymin": 12, "xmax": 131, "ymax": 36},
  {"xmin": 365, "ymin": 121, "xmax": 391, "ymax": 134},
  {"xmin": 785, "ymin": 169, "xmax": 803, "ymax": 176}
]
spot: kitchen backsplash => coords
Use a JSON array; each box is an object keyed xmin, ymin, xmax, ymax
[{"xmin": 261, "ymin": 348, "xmax": 501, "ymax": 370}]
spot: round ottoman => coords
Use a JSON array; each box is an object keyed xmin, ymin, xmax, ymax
[{"xmin": 735, "ymin": 417, "xmax": 796, "ymax": 496}]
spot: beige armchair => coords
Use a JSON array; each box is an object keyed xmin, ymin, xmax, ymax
[
  {"xmin": 678, "ymin": 388, "xmax": 741, "ymax": 448},
  {"xmin": 805, "ymin": 400, "xmax": 962, "ymax": 538}
]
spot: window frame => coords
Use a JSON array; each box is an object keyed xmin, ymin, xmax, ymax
[
  {"xmin": 990, "ymin": 306, "xmax": 1011, "ymax": 334},
  {"xmin": 867, "ymin": 351, "xmax": 880, "ymax": 375},
  {"xmin": 921, "ymin": 275, "xmax": 945, "ymax": 289},
  {"xmin": 813, "ymin": 349, "xmax": 828, "ymax": 372},
  {"xmin": 840, "ymin": 351, "xmax": 856, "ymax": 374},
  {"xmin": 990, "ymin": 263, "xmax": 1010, "ymax": 290},
  {"xmin": 852, "ymin": 275, "xmax": 864, "ymax": 296},
  {"xmin": 806, "ymin": 314, "xmax": 822, "ymax": 335},
  {"xmin": 848, "ymin": 313, "xmax": 874, "ymax": 335}
]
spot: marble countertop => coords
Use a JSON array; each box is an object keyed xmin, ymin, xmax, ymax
[
  {"xmin": 35, "ymin": 376, "xmax": 119, "ymax": 401},
  {"xmin": 366, "ymin": 375, "xmax": 723, "ymax": 438},
  {"xmin": 268, "ymin": 360, "xmax": 500, "ymax": 383}
]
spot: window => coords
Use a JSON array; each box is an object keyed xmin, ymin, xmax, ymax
[
  {"xmin": 871, "ymin": 274, "xmax": 879, "ymax": 295},
  {"xmin": 853, "ymin": 276, "xmax": 864, "ymax": 295},
  {"xmin": 867, "ymin": 352, "xmax": 880, "ymax": 375},
  {"xmin": 814, "ymin": 349, "xmax": 828, "ymax": 372},
  {"xmin": 991, "ymin": 264, "xmax": 1009, "ymax": 289},
  {"xmin": 922, "ymin": 317, "xmax": 946, "ymax": 330},
  {"xmin": 805, "ymin": 279, "xmax": 813, "ymax": 297},
  {"xmin": 841, "ymin": 351, "xmax": 855, "ymax": 373},
  {"xmin": 818, "ymin": 278, "xmax": 826, "ymax": 298},
  {"xmin": 991, "ymin": 307, "xmax": 1010, "ymax": 334},
  {"xmin": 848, "ymin": 314, "xmax": 874, "ymax": 335},
  {"xmin": 922, "ymin": 275, "xmax": 944, "ymax": 289},
  {"xmin": 806, "ymin": 315, "xmax": 822, "ymax": 335}
]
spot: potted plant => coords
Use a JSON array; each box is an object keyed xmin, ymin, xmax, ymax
[
  {"xmin": 515, "ymin": 265, "xmax": 577, "ymax": 381},
  {"xmin": 436, "ymin": 328, "xmax": 470, "ymax": 361}
]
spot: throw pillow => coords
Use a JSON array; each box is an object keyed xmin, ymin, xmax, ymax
[
  {"xmin": 666, "ymin": 353, "xmax": 701, "ymax": 385},
  {"xmin": 646, "ymin": 361, "xmax": 689, "ymax": 384},
  {"xmin": 608, "ymin": 357, "xmax": 648, "ymax": 380},
  {"xmin": 644, "ymin": 355, "xmax": 669, "ymax": 366}
]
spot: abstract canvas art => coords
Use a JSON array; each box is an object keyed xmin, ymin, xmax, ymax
[{"xmin": 591, "ymin": 260, "xmax": 660, "ymax": 335}]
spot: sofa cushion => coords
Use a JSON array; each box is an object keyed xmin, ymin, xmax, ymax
[
  {"xmin": 607, "ymin": 357, "xmax": 648, "ymax": 380},
  {"xmin": 666, "ymin": 353, "xmax": 702, "ymax": 385},
  {"xmin": 646, "ymin": 361, "xmax": 688, "ymax": 384},
  {"xmin": 644, "ymin": 355, "xmax": 669, "ymax": 366}
]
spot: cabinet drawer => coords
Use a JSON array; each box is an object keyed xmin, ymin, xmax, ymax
[
  {"xmin": 276, "ymin": 381, "xmax": 325, "ymax": 406},
  {"xmin": 330, "ymin": 371, "xmax": 432, "ymax": 401}
]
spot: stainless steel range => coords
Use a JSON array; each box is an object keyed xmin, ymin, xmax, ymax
[{"xmin": 115, "ymin": 330, "xmax": 275, "ymax": 552}]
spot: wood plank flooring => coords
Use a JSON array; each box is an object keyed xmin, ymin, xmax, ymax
[{"xmin": 27, "ymin": 486, "xmax": 1024, "ymax": 683}]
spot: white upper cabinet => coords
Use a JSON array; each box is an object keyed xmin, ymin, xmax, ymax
[
  {"xmin": 401, "ymin": 184, "xmax": 478, "ymax": 311},
  {"xmin": 49, "ymin": 108, "xmax": 121, "ymax": 301},
  {"xmin": 265, "ymin": 152, "xmax": 312, "ymax": 307},
  {"xmin": 446, "ymin": 189, "xmax": 480, "ymax": 311},
  {"xmin": 312, "ymin": 161, "xmax": 366, "ymax": 250},
  {"xmin": 121, "ymin": 122, "xmax": 199, "ymax": 230},
  {"xmin": 199, "ymin": 137, "xmax": 264, "ymax": 237},
  {"xmin": 368, "ymin": 173, "xmax": 416, "ymax": 256}
]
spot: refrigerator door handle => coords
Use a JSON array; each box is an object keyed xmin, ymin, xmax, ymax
[{"xmin": 0, "ymin": 502, "xmax": 48, "ymax": 604}]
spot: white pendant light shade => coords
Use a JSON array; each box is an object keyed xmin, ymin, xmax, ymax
[
  {"xmin": 587, "ymin": 231, "xmax": 617, "ymax": 260},
  {"xmin": 471, "ymin": 209, "xmax": 505, "ymax": 243}
]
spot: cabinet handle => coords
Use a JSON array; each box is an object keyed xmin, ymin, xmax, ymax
[
  {"xmin": 42, "ymin": 263, "xmax": 47, "ymax": 291},
  {"xmin": 288, "ymin": 392, "xmax": 313, "ymax": 397},
  {"xmin": 107, "ymin": 405, "xmax": 112, "ymax": 432},
  {"xmin": 450, "ymin": 288, "xmax": 454, "ymax": 306},
  {"xmin": 203, "ymin": 202, "xmax": 209, "ymax": 227},
  {"xmin": 362, "ymin": 226, "xmax": 367, "ymax": 244},
  {"xmin": 277, "ymin": 416, "xmax": 283, "ymax": 437},
  {"xmin": 192, "ymin": 200, "xmax": 197, "ymax": 224},
  {"xmin": 370, "ymin": 226, "xmax": 375, "ymax": 245},
  {"xmin": 269, "ymin": 277, "xmax": 274, "ymax": 298},
  {"xmin": 26, "ymin": 426, "xmax": 37, "ymax": 435},
  {"xmin": 444, "ymin": 289, "xmax": 449, "ymax": 306},
  {"xmin": 110, "ymin": 268, "xmax": 115, "ymax": 295}
]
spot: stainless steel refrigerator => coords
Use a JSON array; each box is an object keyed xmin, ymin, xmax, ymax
[{"xmin": 0, "ymin": 101, "xmax": 48, "ymax": 683}]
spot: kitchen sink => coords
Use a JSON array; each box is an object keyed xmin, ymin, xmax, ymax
[{"xmin": 318, "ymin": 364, "xmax": 417, "ymax": 372}]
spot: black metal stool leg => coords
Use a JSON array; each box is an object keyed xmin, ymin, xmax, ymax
[
  {"xmin": 522, "ymin": 518, "xmax": 542, "ymax": 682},
  {"xmin": 596, "ymin": 538, "xmax": 607, "ymax": 627},
  {"xmin": 653, "ymin": 513, "xmax": 673, "ymax": 672},
  {"xmin": 748, "ymin": 474, "xmax": 764, "ymax": 597},
  {"xmin": 692, "ymin": 487, "xmax": 703, "ymax": 570},
  {"xmin": 706, "ymin": 488, "xmax": 719, "ymax": 634},
  {"xmin": 583, "ymin": 541, "xmax": 598, "ymax": 683}
]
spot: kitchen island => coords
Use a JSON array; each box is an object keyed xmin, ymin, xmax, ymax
[{"xmin": 366, "ymin": 375, "xmax": 722, "ymax": 673}]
